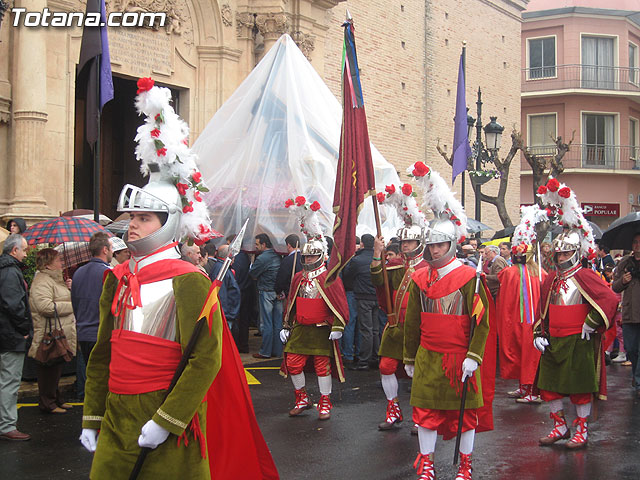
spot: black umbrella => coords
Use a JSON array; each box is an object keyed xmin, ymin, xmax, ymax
[
  {"xmin": 551, "ymin": 221, "xmax": 604, "ymax": 240},
  {"xmin": 466, "ymin": 218, "xmax": 492, "ymax": 235},
  {"xmin": 600, "ymin": 212, "xmax": 640, "ymax": 250},
  {"xmin": 491, "ymin": 225, "xmax": 516, "ymax": 240}
]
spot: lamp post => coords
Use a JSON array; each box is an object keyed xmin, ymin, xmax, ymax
[{"xmin": 467, "ymin": 87, "xmax": 504, "ymax": 223}]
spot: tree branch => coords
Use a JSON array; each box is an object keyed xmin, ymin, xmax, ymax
[{"xmin": 436, "ymin": 139, "xmax": 453, "ymax": 167}]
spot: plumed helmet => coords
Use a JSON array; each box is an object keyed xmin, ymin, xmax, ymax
[
  {"xmin": 118, "ymin": 174, "xmax": 182, "ymax": 256},
  {"xmin": 397, "ymin": 225, "xmax": 425, "ymax": 260},
  {"xmin": 301, "ymin": 238, "xmax": 326, "ymax": 271},
  {"xmin": 552, "ymin": 228, "xmax": 581, "ymax": 272},
  {"xmin": 424, "ymin": 217, "xmax": 457, "ymax": 268}
]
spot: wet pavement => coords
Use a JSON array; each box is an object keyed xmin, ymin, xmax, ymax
[{"xmin": 2, "ymin": 362, "xmax": 639, "ymax": 479}]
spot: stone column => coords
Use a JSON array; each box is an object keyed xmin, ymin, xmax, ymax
[
  {"xmin": 9, "ymin": 0, "xmax": 49, "ymax": 217},
  {"xmin": 255, "ymin": 12, "xmax": 289, "ymax": 60}
]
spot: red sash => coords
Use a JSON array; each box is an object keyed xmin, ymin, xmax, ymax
[
  {"xmin": 548, "ymin": 304, "xmax": 591, "ymax": 337},
  {"xmin": 296, "ymin": 297, "xmax": 331, "ymax": 325},
  {"xmin": 420, "ymin": 312, "xmax": 477, "ymax": 395},
  {"xmin": 108, "ymin": 329, "xmax": 182, "ymax": 394}
]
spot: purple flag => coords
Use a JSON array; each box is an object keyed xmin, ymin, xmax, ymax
[
  {"xmin": 452, "ymin": 53, "xmax": 472, "ymax": 184},
  {"xmin": 77, "ymin": 0, "xmax": 113, "ymax": 146}
]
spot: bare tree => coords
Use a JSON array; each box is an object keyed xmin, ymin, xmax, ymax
[
  {"xmin": 520, "ymin": 131, "xmax": 575, "ymax": 207},
  {"xmin": 437, "ymin": 129, "xmax": 521, "ymax": 228},
  {"xmin": 436, "ymin": 129, "xmax": 574, "ymax": 229}
]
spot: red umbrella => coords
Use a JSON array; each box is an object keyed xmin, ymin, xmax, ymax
[{"xmin": 23, "ymin": 216, "xmax": 111, "ymax": 245}]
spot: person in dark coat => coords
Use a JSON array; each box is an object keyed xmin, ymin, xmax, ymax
[
  {"xmin": 5, "ymin": 218, "xmax": 26, "ymax": 235},
  {"xmin": 0, "ymin": 234, "xmax": 32, "ymax": 441},
  {"xmin": 226, "ymin": 236, "xmax": 255, "ymax": 354},
  {"xmin": 275, "ymin": 234, "xmax": 303, "ymax": 298},
  {"xmin": 205, "ymin": 244, "xmax": 241, "ymax": 344},
  {"xmin": 343, "ymin": 234, "xmax": 379, "ymax": 370}
]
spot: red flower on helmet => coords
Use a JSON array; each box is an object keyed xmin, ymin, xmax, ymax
[
  {"xmin": 295, "ymin": 196, "xmax": 306, "ymax": 207},
  {"xmin": 183, "ymin": 202, "xmax": 194, "ymax": 213},
  {"xmin": 284, "ymin": 198, "xmax": 294, "ymax": 208},
  {"xmin": 401, "ymin": 183, "xmax": 413, "ymax": 196},
  {"xmin": 545, "ymin": 208, "xmax": 554, "ymax": 217},
  {"xmin": 150, "ymin": 128, "xmax": 161, "ymax": 138},
  {"xmin": 377, "ymin": 192, "xmax": 386, "ymax": 203},
  {"xmin": 310, "ymin": 201, "xmax": 321, "ymax": 212},
  {"xmin": 192, "ymin": 171, "xmax": 202, "ymax": 183},
  {"xmin": 385, "ymin": 184, "xmax": 396, "ymax": 195},
  {"xmin": 199, "ymin": 224, "xmax": 211, "ymax": 235},
  {"xmin": 136, "ymin": 77, "xmax": 155, "ymax": 94},
  {"xmin": 194, "ymin": 191, "xmax": 202, "ymax": 202},
  {"xmin": 176, "ymin": 182, "xmax": 189, "ymax": 196},
  {"xmin": 157, "ymin": 147, "xmax": 167, "ymax": 157},
  {"xmin": 546, "ymin": 178, "xmax": 560, "ymax": 192},
  {"xmin": 459, "ymin": 235, "xmax": 466, "ymax": 244},
  {"xmin": 537, "ymin": 185, "xmax": 548, "ymax": 195},
  {"xmin": 558, "ymin": 187, "xmax": 571, "ymax": 198},
  {"xmin": 412, "ymin": 161, "xmax": 430, "ymax": 177}
]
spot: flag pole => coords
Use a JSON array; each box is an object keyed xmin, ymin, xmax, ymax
[
  {"xmin": 461, "ymin": 41, "xmax": 466, "ymax": 209},
  {"xmin": 371, "ymin": 194, "xmax": 394, "ymax": 322},
  {"xmin": 93, "ymin": 53, "xmax": 101, "ymax": 224}
]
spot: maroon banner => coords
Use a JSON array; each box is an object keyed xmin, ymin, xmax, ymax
[{"xmin": 325, "ymin": 20, "xmax": 376, "ymax": 285}]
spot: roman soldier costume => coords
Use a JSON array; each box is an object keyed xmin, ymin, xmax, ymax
[
  {"xmin": 280, "ymin": 197, "xmax": 349, "ymax": 420},
  {"xmin": 81, "ymin": 79, "xmax": 278, "ymax": 479},
  {"xmin": 403, "ymin": 164, "xmax": 495, "ymax": 480},
  {"xmin": 373, "ymin": 181, "xmax": 429, "ymax": 430},
  {"xmin": 533, "ymin": 178, "xmax": 617, "ymax": 450},
  {"xmin": 496, "ymin": 205, "xmax": 547, "ymax": 404}
]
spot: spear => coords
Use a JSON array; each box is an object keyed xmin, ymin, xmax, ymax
[
  {"xmin": 129, "ymin": 219, "xmax": 249, "ymax": 480},
  {"xmin": 453, "ymin": 255, "xmax": 483, "ymax": 465}
]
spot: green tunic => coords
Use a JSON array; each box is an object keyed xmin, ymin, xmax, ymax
[
  {"xmin": 403, "ymin": 277, "xmax": 491, "ymax": 410},
  {"xmin": 371, "ymin": 264, "xmax": 406, "ymax": 360},
  {"xmin": 535, "ymin": 306, "xmax": 604, "ymax": 394},
  {"xmin": 82, "ymin": 272, "xmax": 222, "ymax": 480}
]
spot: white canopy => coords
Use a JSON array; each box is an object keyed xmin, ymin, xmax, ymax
[{"xmin": 192, "ymin": 34, "xmax": 402, "ymax": 251}]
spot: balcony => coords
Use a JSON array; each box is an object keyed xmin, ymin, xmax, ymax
[
  {"xmin": 521, "ymin": 144, "xmax": 640, "ymax": 171},
  {"xmin": 522, "ymin": 65, "xmax": 640, "ymax": 94}
]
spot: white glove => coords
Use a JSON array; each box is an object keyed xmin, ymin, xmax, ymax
[
  {"xmin": 279, "ymin": 329, "xmax": 290, "ymax": 344},
  {"xmin": 404, "ymin": 364, "xmax": 414, "ymax": 378},
  {"xmin": 534, "ymin": 336, "xmax": 549, "ymax": 353},
  {"xmin": 461, "ymin": 358, "xmax": 479, "ymax": 382},
  {"xmin": 329, "ymin": 331, "xmax": 343, "ymax": 341},
  {"xmin": 79, "ymin": 428, "xmax": 98, "ymax": 452},
  {"xmin": 581, "ymin": 323, "xmax": 595, "ymax": 341},
  {"xmin": 138, "ymin": 419, "xmax": 170, "ymax": 449}
]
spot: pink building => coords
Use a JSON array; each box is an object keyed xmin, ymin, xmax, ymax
[{"xmin": 521, "ymin": 0, "xmax": 640, "ymax": 231}]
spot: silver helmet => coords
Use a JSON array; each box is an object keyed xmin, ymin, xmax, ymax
[
  {"xmin": 552, "ymin": 228, "xmax": 581, "ymax": 272},
  {"xmin": 397, "ymin": 225, "xmax": 425, "ymax": 260},
  {"xmin": 301, "ymin": 238, "xmax": 326, "ymax": 271},
  {"xmin": 117, "ymin": 175, "xmax": 182, "ymax": 257},
  {"xmin": 424, "ymin": 217, "xmax": 457, "ymax": 268}
]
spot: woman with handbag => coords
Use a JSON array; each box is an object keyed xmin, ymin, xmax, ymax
[{"xmin": 28, "ymin": 248, "xmax": 77, "ymax": 413}]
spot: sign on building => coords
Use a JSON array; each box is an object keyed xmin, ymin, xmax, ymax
[{"xmin": 581, "ymin": 203, "xmax": 619, "ymax": 217}]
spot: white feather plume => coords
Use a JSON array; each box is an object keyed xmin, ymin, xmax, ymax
[
  {"xmin": 408, "ymin": 163, "xmax": 467, "ymax": 242},
  {"xmin": 378, "ymin": 184, "xmax": 426, "ymax": 229},
  {"xmin": 512, "ymin": 204, "xmax": 549, "ymax": 251},
  {"xmin": 285, "ymin": 196, "xmax": 327, "ymax": 251}
]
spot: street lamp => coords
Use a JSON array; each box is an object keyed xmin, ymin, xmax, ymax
[{"xmin": 467, "ymin": 87, "xmax": 503, "ymax": 223}]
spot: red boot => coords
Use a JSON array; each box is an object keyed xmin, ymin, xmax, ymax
[
  {"xmin": 378, "ymin": 398, "xmax": 403, "ymax": 430},
  {"xmin": 455, "ymin": 453, "xmax": 472, "ymax": 480},
  {"xmin": 317, "ymin": 394, "xmax": 332, "ymax": 420},
  {"xmin": 566, "ymin": 417, "xmax": 588, "ymax": 449},
  {"xmin": 413, "ymin": 452, "xmax": 436, "ymax": 480},
  {"xmin": 288, "ymin": 388, "xmax": 312, "ymax": 416},
  {"xmin": 539, "ymin": 411, "xmax": 571, "ymax": 445}
]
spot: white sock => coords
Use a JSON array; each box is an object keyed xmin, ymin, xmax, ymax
[
  {"xmin": 291, "ymin": 373, "xmax": 305, "ymax": 391},
  {"xmin": 418, "ymin": 426, "xmax": 437, "ymax": 455},
  {"xmin": 548, "ymin": 399, "xmax": 563, "ymax": 414},
  {"xmin": 576, "ymin": 402, "xmax": 591, "ymax": 418},
  {"xmin": 381, "ymin": 374, "xmax": 398, "ymax": 401},
  {"xmin": 318, "ymin": 375, "xmax": 332, "ymax": 396},
  {"xmin": 460, "ymin": 429, "xmax": 475, "ymax": 455}
]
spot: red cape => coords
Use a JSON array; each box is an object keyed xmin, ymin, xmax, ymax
[
  {"xmin": 207, "ymin": 311, "xmax": 279, "ymax": 479},
  {"xmin": 538, "ymin": 267, "xmax": 619, "ymax": 400},
  {"xmin": 496, "ymin": 265, "xmax": 545, "ymax": 383},
  {"xmin": 412, "ymin": 264, "xmax": 497, "ymax": 435}
]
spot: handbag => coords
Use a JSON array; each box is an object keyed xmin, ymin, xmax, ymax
[{"xmin": 34, "ymin": 304, "xmax": 73, "ymax": 366}]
